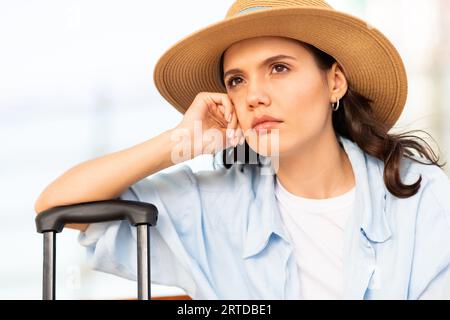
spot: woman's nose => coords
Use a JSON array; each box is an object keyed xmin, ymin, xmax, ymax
[{"xmin": 246, "ymin": 78, "xmax": 270, "ymax": 108}]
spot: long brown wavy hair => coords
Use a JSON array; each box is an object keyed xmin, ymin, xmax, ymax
[{"xmin": 217, "ymin": 40, "xmax": 446, "ymax": 199}]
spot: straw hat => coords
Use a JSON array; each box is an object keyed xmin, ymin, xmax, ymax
[{"xmin": 153, "ymin": 0, "xmax": 408, "ymax": 129}]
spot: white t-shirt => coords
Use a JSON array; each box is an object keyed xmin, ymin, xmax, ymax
[{"xmin": 274, "ymin": 175, "xmax": 356, "ymax": 300}]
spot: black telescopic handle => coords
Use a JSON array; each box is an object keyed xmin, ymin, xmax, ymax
[{"xmin": 35, "ymin": 199, "xmax": 158, "ymax": 233}]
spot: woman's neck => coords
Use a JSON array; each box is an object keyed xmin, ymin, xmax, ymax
[{"xmin": 274, "ymin": 134, "xmax": 355, "ymax": 199}]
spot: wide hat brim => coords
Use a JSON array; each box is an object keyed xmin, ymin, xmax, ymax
[{"xmin": 153, "ymin": 7, "xmax": 408, "ymax": 129}]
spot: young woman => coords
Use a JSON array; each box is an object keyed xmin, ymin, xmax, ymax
[{"xmin": 35, "ymin": 0, "xmax": 450, "ymax": 299}]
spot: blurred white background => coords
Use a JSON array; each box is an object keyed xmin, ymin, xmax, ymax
[{"xmin": 0, "ymin": 0, "xmax": 448, "ymax": 299}]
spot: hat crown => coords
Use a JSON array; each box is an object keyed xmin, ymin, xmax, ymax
[
  {"xmin": 154, "ymin": 0, "xmax": 407, "ymax": 129},
  {"xmin": 226, "ymin": 0, "xmax": 333, "ymax": 18}
]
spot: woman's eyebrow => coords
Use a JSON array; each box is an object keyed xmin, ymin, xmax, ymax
[{"xmin": 223, "ymin": 54, "xmax": 297, "ymax": 80}]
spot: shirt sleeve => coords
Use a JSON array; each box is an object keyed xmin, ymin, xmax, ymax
[
  {"xmin": 408, "ymin": 168, "xmax": 450, "ymax": 299},
  {"xmin": 77, "ymin": 164, "xmax": 203, "ymax": 297}
]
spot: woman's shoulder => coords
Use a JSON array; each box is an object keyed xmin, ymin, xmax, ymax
[
  {"xmin": 368, "ymin": 151, "xmax": 449, "ymax": 204},
  {"xmin": 402, "ymin": 154, "xmax": 448, "ymax": 179},
  {"xmin": 401, "ymin": 156, "xmax": 450, "ymax": 209},
  {"xmin": 398, "ymin": 158, "xmax": 450, "ymax": 298},
  {"xmin": 375, "ymin": 154, "xmax": 450, "ymax": 233},
  {"xmin": 391, "ymin": 157, "xmax": 450, "ymax": 251}
]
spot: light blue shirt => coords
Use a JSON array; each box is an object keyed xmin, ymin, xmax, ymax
[{"xmin": 79, "ymin": 135, "xmax": 450, "ymax": 299}]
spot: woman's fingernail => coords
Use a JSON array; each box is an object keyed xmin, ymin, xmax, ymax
[
  {"xmin": 239, "ymin": 136, "xmax": 245, "ymax": 145},
  {"xmin": 227, "ymin": 113, "xmax": 232, "ymax": 122},
  {"xmin": 227, "ymin": 129, "xmax": 234, "ymax": 138},
  {"xmin": 233, "ymin": 136, "xmax": 239, "ymax": 147}
]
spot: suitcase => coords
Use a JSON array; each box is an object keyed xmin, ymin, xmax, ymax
[{"xmin": 35, "ymin": 200, "xmax": 158, "ymax": 300}]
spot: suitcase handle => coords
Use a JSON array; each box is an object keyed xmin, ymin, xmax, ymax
[
  {"xmin": 35, "ymin": 199, "xmax": 158, "ymax": 233},
  {"xmin": 35, "ymin": 200, "xmax": 158, "ymax": 300}
]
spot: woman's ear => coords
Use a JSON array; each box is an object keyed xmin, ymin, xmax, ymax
[{"xmin": 328, "ymin": 62, "xmax": 348, "ymax": 101}]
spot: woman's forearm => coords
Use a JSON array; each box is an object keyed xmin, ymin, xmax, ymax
[{"xmin": 34, "ymin": 128, "xmax": 181, "ymax": 229}]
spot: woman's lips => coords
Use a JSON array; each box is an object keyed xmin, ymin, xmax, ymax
[{"xmin": 253, "ymin": 121, "xmax": 283, "ymax": 134}]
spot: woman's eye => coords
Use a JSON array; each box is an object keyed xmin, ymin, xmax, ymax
[
  {"xmin": 226, "ymin": 77, "xmax": 242, "ymax": 88},
  {"xmin": 273, "ymin": 64, "xmax": 289, "ymax": 73},
  {"xmin": 226, "ymin": 64, "xmax": 289, "ymax": 88}
]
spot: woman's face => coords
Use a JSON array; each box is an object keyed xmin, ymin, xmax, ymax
[{"xmin": 222, "ymin": 36, "xmax": 341, "ymax": 157}]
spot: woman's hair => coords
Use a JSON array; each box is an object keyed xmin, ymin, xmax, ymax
[{"xmin": 216, "ymin": 40, "xmax": 446, "ymax": 199}]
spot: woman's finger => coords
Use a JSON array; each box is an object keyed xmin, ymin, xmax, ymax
[
  {"xmin": 219, "ymin": 105, "xmax": 225, "ymax": 116},
  {"xmin": 202, "ymin": 92, "xmax": 233, "ymax": 123},
  {"xmin": 236, "ymin": 124, "xmax": 245, "ymax": 145},
  {"xmin": 227, "ymin": 110, "xmax": 244, "ymax": 147},
  {"xmin": 220, "ymin": 95, "xmax": 234, "ymax": 124},
  {"xmin": 201, "ymin": 93, "xmax": 238, "ymax": 147},
  {"xmin": 216, "ymin": 104, "xmax": 228, "ymax": 126}
]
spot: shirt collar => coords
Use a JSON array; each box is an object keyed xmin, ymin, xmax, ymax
[
  {"xmin": 242, "ymin": 135, "xmax": 392, "ymax": 259},
  {"xmin": 339, "ymin": 135, "xmax": 392, "ymax": 243},
  {"xmin": 242, "ymin": 161, "xmax": 291, "ymax": 259}
]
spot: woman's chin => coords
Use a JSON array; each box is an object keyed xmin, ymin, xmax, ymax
[{"xmin": 248, "ymin": 140, "xmax": 283, "ymax": 158}]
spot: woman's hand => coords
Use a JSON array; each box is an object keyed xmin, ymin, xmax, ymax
[{"xmin": 173, "ymin": 92, "xmax": 244, "ymax": 157}]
